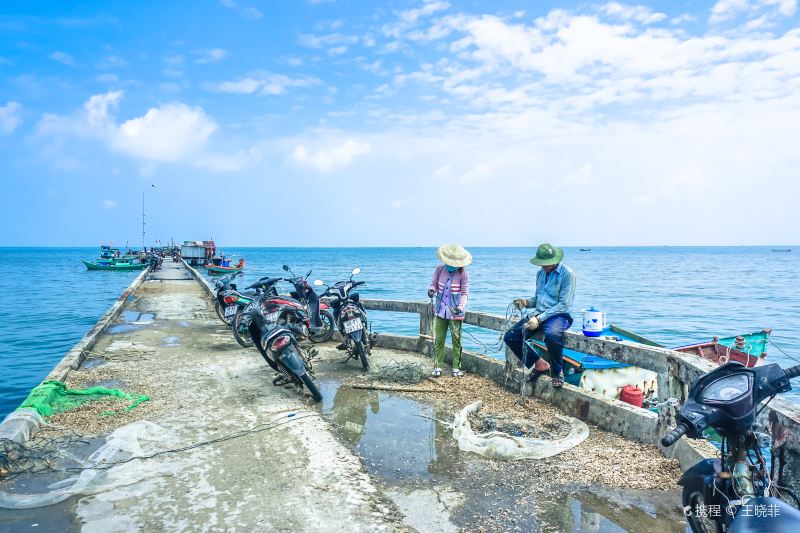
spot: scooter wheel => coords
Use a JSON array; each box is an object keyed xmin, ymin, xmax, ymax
[
  {"xmin": 308, "ymin": 310, "xmax": 335, "ymax": 343},
  {"xmin": 300, "ymin": 373, "xmax": 322, "ymax": 402}
]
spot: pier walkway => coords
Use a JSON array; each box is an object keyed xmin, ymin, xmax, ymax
[{"xmin": 1, "ymin": 260, "xmax": 688, "ymax": 532}]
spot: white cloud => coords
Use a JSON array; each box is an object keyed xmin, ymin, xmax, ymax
[
  {"xmin": 50, "ymin": 51, "xmax": 77, "ymax": 66},
  {"xmin": 459, "ymin": 162, "xmax": 490, "ymax": 183},
  {"xmin": 710, "ymin": 0, "xmax": 797, "ymax": 23},
  {"xmin": 219, "ymin": 0, "xmax": 263, "ymax": 20},
  {"xmin": 292, "ymin": 138, "xmax": 371, "ymax": 171},
  {"xmin": 383, "ymin": 1, "xmax": 452, "ymax": 38},
  {"xmin": 597, "ymin": 2, "xmax": 667, "ymax": 24},
  {"xmin": 37, "ymin": 91, "xmax": 249, "ymax": 171},
  {"xmin": 102, "ymin": 199, "xmax": 118, "ymax": 209},
  {"xmin": 96, "ymin": 55, "xmax": 127, "ymax": 69},
  {"xmin": 0, "ymin": 101, "xmax": 22, "ymax": 133},
  {"xmin": 114, "ymin": 103, "xmax": 217, "ymax": 162},
  {"xmin": 205, "ymin": 72, "xmax": 320, "ymax": 95},
  {"xmin": 195, "ymin": 48, "xmax": 228, "ymax": 64}
]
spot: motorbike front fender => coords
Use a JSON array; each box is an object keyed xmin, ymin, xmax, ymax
[
  {"xmin": 679, "ymin": 458, "xmax": 722, "ymax": 506},
  {"xmin": 678, "ymin": 458, "xmax": 721, "ymax": 488}
]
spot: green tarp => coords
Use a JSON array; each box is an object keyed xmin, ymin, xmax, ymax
[{"xmin": 17, "ymin": 380, "xmax": 149, "ymax": 417}]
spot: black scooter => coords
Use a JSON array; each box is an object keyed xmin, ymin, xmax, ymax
[
  {"xmin": 244, "ymin": 283, "xmax": 322, "ymax": 402},
  {"xmin": 281, "ymin": 265, "xmax": 335, "ymax": 343},
  {"xmin": 318, "ymin": 267, "xmax": 376, "ymax": 371},
  {"xmin": 662, "ymin": 361, "xmax": 800, "ymax": 532}
]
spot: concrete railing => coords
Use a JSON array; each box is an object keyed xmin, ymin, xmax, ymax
[{"xmin": 361, "ymin": 299, "xmax": 800, "ymax": 490}]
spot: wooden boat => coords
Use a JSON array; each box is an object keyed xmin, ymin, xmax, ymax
[
  {"xmin": 83, "ymin": 260, "xmax": 148, "ymax": 271},
  {"xmin": 579, "ymin": 248, "xmax": 591, "ymax": 251},
  {"xmin": 525, "ymin": 325, "xmax": 771, "ymax": 402},
  {"xmin": 673, "ymin": 329, "xmax": 771, "ymax": 368},
  {"xmin": 205, "ymin": 259, "xmax": 245, "ymax": 275}
]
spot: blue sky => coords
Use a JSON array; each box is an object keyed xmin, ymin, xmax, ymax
[{"xmin": 1, "ymin": 0, "xmax": 799, "ymax": 246}]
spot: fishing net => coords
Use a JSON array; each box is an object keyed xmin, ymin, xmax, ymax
[
  {"xmin": 372, "ymin": 360, "xmax": 429, "ymax": 384},
  {"xmin": 17, "ymin": 381, "xmax": 150, "ymax": 418},
  {"xmin": 451, "ymin": 401, "xmax": 589, "ymax": 460},
  {"xmin": 0, "ymin": 420, "xmax": 180, "ymax": 509}
]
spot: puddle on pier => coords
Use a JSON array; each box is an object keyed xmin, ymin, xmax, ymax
[
  {"xmin": 161, "ymin": 336, "xmax": 181, "ymax": 347},
  {"xmin": 320, "ymin": 380, "xmax": 460, "ymax": 480},
  {"xmin": 319, "ymin": 379, "xmax": 687, "ymax": 532},
  {"xmin": 81, "ymin": 357, "xmax": 106, "ymax": 370},
  {"xmin": 107, "ymin": 311, "xmax": 155, "ymax": 334}
]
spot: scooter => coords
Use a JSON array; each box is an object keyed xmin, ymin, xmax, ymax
[
  {"xmin": 661, "ymin": 361, "xmax": 800, "ymax": 532},
  {"xmin": 244, "ymin": 286, "xmax": 322, "ymax": 402},
  {"xmin": 228, "ymin": 276, "xmax": 281, "ymax": 347},
  {"xmin": 281, "ymin": 265, "xmax": 335, "ymax": 343},
  {"xmin": 318, "ymin": 267, "xmax": 376, "ymax": 371},
  {"xmin": 212, "ymin": 271, "xmax": 243, "ymax": 325}
]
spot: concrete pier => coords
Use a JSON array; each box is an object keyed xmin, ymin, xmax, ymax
[{"xmin": 1, "ymin": 260, "xmax": 694, "ymax": 531}]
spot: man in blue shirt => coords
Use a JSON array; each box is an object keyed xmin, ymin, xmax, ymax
[{"xmin": 504, "ymin": 243, "xmax": 576, "ymax": 388}]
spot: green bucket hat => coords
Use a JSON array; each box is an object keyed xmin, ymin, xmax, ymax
[{"xmin": 530, "ymin": 243, "xmax": 564, "ymax": 266}]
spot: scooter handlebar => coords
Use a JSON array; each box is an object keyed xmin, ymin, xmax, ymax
[
  {"xmin": 785, "ymin": 364, "xmax": 800, "ymax": 380},
  {"xmin": 661, "ymin": 423, "xmax": 689, "ymax": 447}
]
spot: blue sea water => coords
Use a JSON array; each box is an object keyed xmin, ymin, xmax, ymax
[{"xmin": 2, "ymin": 246, "xmax": 799, "ymax": 419}]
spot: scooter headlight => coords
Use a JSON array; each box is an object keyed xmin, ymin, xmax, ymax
[{"xmin": 702, "ymin": 374, "xmax": 751, "ymax": 402}]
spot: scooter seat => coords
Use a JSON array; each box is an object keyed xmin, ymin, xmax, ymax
[{"xmin": 728, "ymin": 496, "xmax": 800, "ymax": 533}]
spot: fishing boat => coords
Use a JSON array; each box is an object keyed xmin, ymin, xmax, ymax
[
  {"xmin": 673, "ymin": 329, "xmax": 771, "ymax": 368},
  {"xmin": 525, "ymin": 325, "xmax": 771, "ymax": 404},
  {"xmin": 579, "ymin": 248, "xmax": 591, "ymax": 251},
  {"xmin": 83, "ymin": 260, "xmax": 148, "ymax": 271},
  {"xmin": 526, "ymin": 325, "xmax": 660, "ymax": 401},
  {"xmin": 205, "ymin": 258, "xmax": 245, "ymax": 275}
]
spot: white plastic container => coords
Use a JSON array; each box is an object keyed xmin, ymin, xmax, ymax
[{"xmin": 582, "ymin": 307, "xmax": 606, "ymax": 337}]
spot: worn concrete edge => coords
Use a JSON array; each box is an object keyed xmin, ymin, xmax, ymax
[
  {"xmin": 0, "ymin": 267, "xmax": 150, "ymax": 444},
  {"xmin": 183, "ymin": 259, "xmax": 215, "ymax": 299}
]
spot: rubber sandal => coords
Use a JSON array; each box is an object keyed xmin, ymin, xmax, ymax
[
  {"xmin": 432, "ymin": 368, "xmax": 442, "ymax": 377},
  {"xmin": 552, "ymin": 372, "xmax": 564, "ymax": 389},
  {"xmin": 452, "ymin": 369, "xmax": 464, "ymax": 378}
]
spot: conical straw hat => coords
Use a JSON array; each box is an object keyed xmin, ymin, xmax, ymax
[{"xmin": 436, "ymin": 244, "xmax": 472, "ymax": 268}]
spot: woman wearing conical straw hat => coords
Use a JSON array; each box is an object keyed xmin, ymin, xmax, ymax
[{"xmin": 427, "ymin": 244, "xmax": 472, "ymax": 378}]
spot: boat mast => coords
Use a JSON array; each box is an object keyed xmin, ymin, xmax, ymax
[{"xmin": 142, "ymin": 189, "xmax": 145, "ymax": 251}]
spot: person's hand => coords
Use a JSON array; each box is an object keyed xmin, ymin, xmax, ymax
[
  {"xmin": 513, "ymin": 298, "xmax": 527, "ymax": 310},
  {"xmin": 524, "ymin": 316, "xmax": 541, "ymax": 331},
  {"xmin": 427, "ymin": 288, "xmax": 435, "ymax": 298}
]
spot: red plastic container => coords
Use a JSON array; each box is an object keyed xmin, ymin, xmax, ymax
[{"xmin": 620, "ymin": 385, "xmax": 643, "ymax": 408}]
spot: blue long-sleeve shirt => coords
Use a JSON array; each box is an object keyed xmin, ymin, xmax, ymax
[{"xmin": 524, "ymin": 263, "xmax": 576, "ymax": 322}]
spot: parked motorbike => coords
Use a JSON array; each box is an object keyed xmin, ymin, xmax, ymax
[
  {"xmin": 148, "ymin": 254, "xmax": 163, "ymax": 272},
  {"xmin": 661, "ymin": 361, "xmax": 800, "ymax": 532},
  {"xmin": 318, "ymin": 267, "xmax": 375, "ymax": 371},
  {"xmin": 281, "ymin": 265, "xmax": 335, "ymax": 343},
  {"xmin": 244, "ymin": 284, "xmax": 322, "ymax": 402},
  {"xmin": 212, "ymin": 272, "xmax": 243, "ymax": 325},
  {"xmin": 229, "ymin": 276, "xmax": 280, "ymax": 347}
]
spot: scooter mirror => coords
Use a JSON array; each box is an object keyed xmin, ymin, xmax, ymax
[
  {"xmin": 282, "ymin": 265, "xmax": 290, "ymax": 271},
  {"xmin": 352, "ymin": 267, "xmax": 361, "ymax": 276},
  {"xmin": 314, "ymin": 279, "xmax": 324, "ymax": 286}
]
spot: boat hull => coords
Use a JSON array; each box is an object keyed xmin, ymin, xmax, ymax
[
  {"xmin": 205, "ymin": 265, "xmax": 243, "ymax": 275},
  {"xmin": 83, "ymin": 260, "xmax": 148, "ymax": 271}
]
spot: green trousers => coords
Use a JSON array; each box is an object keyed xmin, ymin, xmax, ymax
[{"xmin": 433, "ymin": 316, "xmax": 462, "ymax": 369}]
